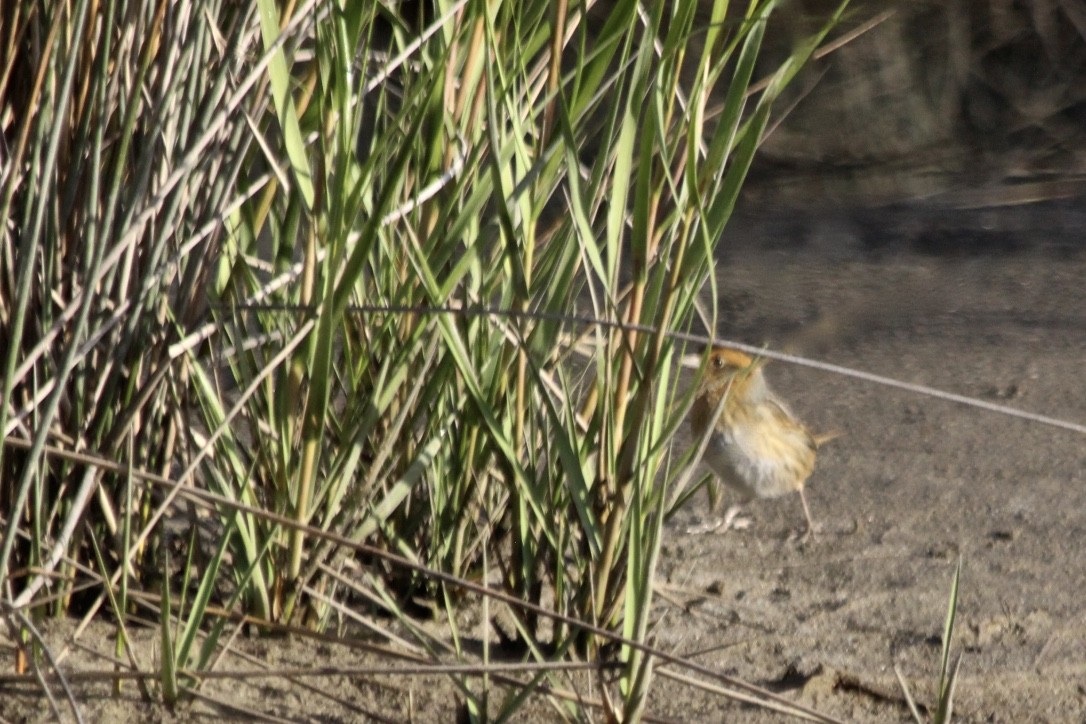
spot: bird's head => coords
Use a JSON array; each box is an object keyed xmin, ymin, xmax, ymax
[{"xmin": 687, "ymin": 346, "xmax": 768, "ymax": 403}]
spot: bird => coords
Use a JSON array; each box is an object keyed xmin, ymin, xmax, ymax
[{"xmin": 687, "ymin": 346, "xmax": 834, "ymax": 537}]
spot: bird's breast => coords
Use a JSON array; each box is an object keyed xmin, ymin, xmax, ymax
[{"xmin": 702, "ymin": 407, "xmax": 816, "ymax": 500}]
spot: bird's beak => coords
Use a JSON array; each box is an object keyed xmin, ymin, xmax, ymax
[{"xmin": 679, "ymin": 352, "xmax": 703, "ymax": 370}]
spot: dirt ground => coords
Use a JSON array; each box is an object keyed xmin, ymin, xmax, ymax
[
  {"xmin": 650, "ymin": 202, "xmax": 1086, "ymax": 722},
  {"xmin": 3, "ymin": 204, "xmax": 1086, "ymax": 722}
]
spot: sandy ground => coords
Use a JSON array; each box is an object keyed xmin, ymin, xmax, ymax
[
  {"xmin": 651, "ymin": 208, "xmax": 1086, "ymax": 722},
  {"xmin": 3, "ymin": 205, "xmax": 1086, "ymax": 722}
]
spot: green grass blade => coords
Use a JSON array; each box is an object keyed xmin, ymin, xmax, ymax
[
  {"xmin": 935, "ymin": 557, "xmax": 962, "ymax": 723},
  {"xmin": 256, "ymin": 0, "xmax": 315, "ymax": 207}
]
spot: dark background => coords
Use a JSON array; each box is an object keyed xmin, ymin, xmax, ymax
[{"xmin": 737, "ymin": 0, "xmax": 1086, "ymax": 254}]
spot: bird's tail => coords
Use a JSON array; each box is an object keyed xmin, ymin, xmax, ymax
[{"xmin": 813, "ymin": 430, "xmax": 843, "ymax": 447}]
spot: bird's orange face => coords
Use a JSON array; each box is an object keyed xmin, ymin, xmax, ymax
[
  {"xmin": 698, "ymin": 347, "xmax": 766, "ymax": 402},
  {"xmin": 706, "ymin": 347, "xmax": 757, "ymax": 375}
]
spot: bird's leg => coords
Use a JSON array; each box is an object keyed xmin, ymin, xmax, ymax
[{"xmin": 797, "ymin": 488, "xmax": 816, "ymax": 539}]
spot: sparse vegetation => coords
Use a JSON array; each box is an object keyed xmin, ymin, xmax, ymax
[{"xmin": 897, "ymin": 558, "xmax": 963, "ymax": 724}]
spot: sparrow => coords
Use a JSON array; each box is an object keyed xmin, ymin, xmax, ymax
[{"xmin": 688, "ymin": 346, "xmax": 834, "ymax": 537}]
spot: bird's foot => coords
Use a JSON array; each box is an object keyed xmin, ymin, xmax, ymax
[
  {"xmin": 685, "ymin": 506, "xmax": 751, "ymax": 535},
  {"xmin": 685, "ymin": 518, "xmax": 722, "ymax": 535},
  {"xmin": 793, "ymin": 517, "xmax": 858, "ymax": 539},
  {"xmin": 788, "ymin": 524, "xmax": 816, "ymax": 543},
  {"xmin": 721, "ymin": 505, "xmax": 752, "ymax": 531}
]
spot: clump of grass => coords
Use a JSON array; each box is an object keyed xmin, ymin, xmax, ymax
[
  {"xmin": 1, "ymin": 0, "xmax": 849, "ymax": 716},
  {"xmin": 897, "ymin": 557, "xmax": 963, "ymax": 724}
]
